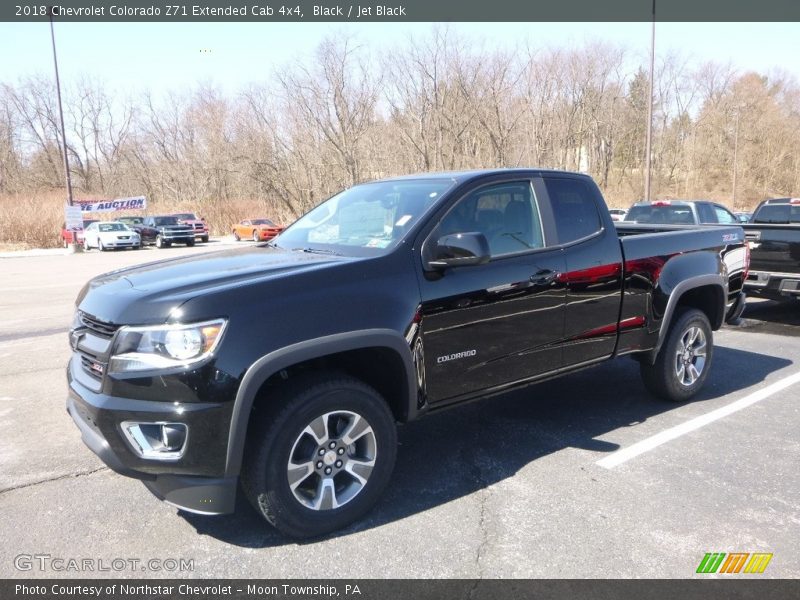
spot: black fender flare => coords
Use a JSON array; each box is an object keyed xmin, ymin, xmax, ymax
[
  {"xmin": 224, "ymin": 329, "xmax": 416, "ymax": 476},
  {"xmin": 646, "ymin": 273, "xmax": 727, "ymax": 364}
]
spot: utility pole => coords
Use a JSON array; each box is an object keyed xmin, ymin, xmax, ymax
[
  {"xmin": 49, "ymin": 7, "xmax": 81, "ymax": 252},
  {"xmin": 643, "ymin": 0, "xmax": 656, "ymax": 201},
  {"xmin": 732, "ymin": 108, "xmax": 740, "ymax": 208}
]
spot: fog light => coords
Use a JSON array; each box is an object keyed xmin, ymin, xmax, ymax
[{"xmin": 121, "ymin": 422, "xmax": 188, "ymax": 461}]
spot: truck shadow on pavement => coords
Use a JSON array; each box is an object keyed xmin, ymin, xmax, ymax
[
  {"xmin": 739, "ymin": 299, "xmax": 800, "ymax": 329},
  {"xmin": 178, "ymin": 346, "xmax": 791, "ymax": 547}
]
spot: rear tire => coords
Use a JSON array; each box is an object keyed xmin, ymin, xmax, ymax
[
  {"xmin": 241, "ymin": 375, "xmax": 397, "ymax": 539},
  {"xmin": 640, "ymin": 308, "xmax": 713, "ymax": 402}
]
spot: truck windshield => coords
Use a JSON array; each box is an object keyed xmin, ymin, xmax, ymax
[
  {"xmin": 153, "ymin": 217, "xmax": 179, "ymax": 226},
  {"xmin": 275, "ymin": 178, "xmax": 455, "ymax": 256}
]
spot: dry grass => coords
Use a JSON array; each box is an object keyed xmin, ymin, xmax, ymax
[
  {"xmin": 0, "ymin": 193, "xmax": 297, "ymax": 249},
  {"xmin": 0, "ymin": 191, "xmax": 67, "ymax": 249}
]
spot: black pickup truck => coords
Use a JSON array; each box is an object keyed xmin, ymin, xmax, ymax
[
  {"xmin": 141, "ymin": 215, "xmax": 196, "ymax": 248},
  {"xmin": 742, "ymin": 197, "xmax": 800, "ymax": 300},
  {"xmin": 66, "ymin": 169, "xmax": 747, "ymax": 538}
]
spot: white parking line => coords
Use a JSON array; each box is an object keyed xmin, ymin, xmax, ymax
[{"xmin": 597, "ymin": 370, "xmax": 800, "ymax": 469}]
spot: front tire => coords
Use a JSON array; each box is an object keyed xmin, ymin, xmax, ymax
[
  {"xmin": 234, "ymin": 231, "xmax": 241, "ymax": 242},
  {"xmin": 252, "ymin": 230, "xmax": 260, "ymax": 242},
  {"xmin": 242, "ymin": 375, "xmax": 397, "ymax": 539},
  {"xmin": 98, "ymin": 239, "xmax": 105, "ymax": 251},
  {"xmin": 640, "ymin": 308, "xmax": 713, "ymax": 402},
  {"xmin": 186, "ymin": 239, "xmax": 195, "ymax": 247},
  {"xmin": 155, "ymin": 235, "xmax": 166, "ymax": 249}
]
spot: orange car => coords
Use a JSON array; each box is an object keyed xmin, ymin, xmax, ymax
[{"xmin": 232, "ymin": 218, "xmax": 285, "ymax": 242}]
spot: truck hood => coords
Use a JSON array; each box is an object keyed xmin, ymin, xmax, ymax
[{"xmin": 76, "ymin": 246, "xmax": 350, "ymax": 325}]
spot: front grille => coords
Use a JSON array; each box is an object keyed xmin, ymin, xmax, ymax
[
  {"xmin": 193, "ymin": 223, "xmax": 203, "ymax": 230},
  {"xmin": 79, "ymin": 354, "xmax": 105, "ymax": 380},
  {"xmin": 79, "ymin": 311, "xmax": 119, "ymax": 338}
]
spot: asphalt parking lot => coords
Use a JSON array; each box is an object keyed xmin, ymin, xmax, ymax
[{"xmin": 0, "ymin": 245, "xmax": 798, "ymax": 578}]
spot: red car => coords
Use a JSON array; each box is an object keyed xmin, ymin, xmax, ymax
[
  {"xmin": 60, "ymin": 219, "xmax": 98, "ymax": 247},
  {"xmin": 232, "ymin": 218, "xmax": 285, "ymax": 242},
  {"xmin": 171, "ymin": 212, "xmax": 209, "ymax": 243}
]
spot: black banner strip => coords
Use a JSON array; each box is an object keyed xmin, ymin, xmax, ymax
[
  {"xmin": 3, "ymin": 0, "xmax": 800, "ymax": 23},
  {"xmin": 2, "ymin": 579, "xmax": 799, "ymax": 600}
]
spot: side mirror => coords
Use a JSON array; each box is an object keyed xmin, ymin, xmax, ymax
[{"xmin": 427, "ymin": 232, "xmax": 491, "ymax": 269}]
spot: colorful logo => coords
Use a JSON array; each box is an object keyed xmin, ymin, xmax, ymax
[{"xmin": 697, "ymin": 552, "xmax": 773, "ymax": 574}]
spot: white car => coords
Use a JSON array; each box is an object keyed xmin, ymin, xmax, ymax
[
  {"xmin": 609, "ymin": 208, "xmax": 628, "ymax": 222},
  {"xmin": 83, "ymin": 221, "xmax": 141, "ymax": 251}
]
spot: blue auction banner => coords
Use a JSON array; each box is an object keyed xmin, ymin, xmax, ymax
[{"xmin": 78, "ymin": 196, "xmax": 147, "ymax": 213}]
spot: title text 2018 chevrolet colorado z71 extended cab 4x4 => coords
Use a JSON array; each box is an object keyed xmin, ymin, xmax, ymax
[{"xmin": 67, "ymin": 169, "xmax": 747, "ymax": 538}]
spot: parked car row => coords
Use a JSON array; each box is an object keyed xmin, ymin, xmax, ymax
[
  {"xmin": 116, "ymin": 215, "xmax": 196, "ymax": 248},
  {"xmin": 610, "ymin": 196, "xmax": 799, "ymax": 304},
  {"xmin": 62, "ymin": 213, "xmax": 287, "ymax": 251}
]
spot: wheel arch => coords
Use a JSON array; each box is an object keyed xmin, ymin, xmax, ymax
[
  {"xmin": 225, "ymin": 329, "xmax": 416, "ymax": 476},
  {"xmin": 645, "ymin": 274, "xmax": 726, "ymax": 364}
]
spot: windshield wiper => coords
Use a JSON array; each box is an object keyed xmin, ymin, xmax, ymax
[{"xmin": 292, "ymin": 247, "xmax": 342, "ymax": 256}]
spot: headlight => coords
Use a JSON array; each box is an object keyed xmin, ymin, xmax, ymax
[{"xmin": 109, "ymin": 319, "xmax": 226, "ymax": 374}]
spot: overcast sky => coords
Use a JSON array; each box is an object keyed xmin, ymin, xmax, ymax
[{"xmin": 1, "ymin": 22, "xmax": 799, "ymax": 95}]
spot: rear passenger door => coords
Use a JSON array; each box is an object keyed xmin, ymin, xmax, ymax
[
  {"xmin": 417, "ymin": 178, "xmax": 567, "ymax": 404},
  {"xmin": 539, "ymin": 175, "xmax": 624, "ymax": 367}
]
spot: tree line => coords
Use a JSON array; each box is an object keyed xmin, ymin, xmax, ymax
[{"xmin": 1, "ymin": 29, "xmax": 798, "ymax": 231}]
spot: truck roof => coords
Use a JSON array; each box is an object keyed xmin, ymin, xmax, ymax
[
  {"xmin": 371, "ymin": 168, "xmax": 593, "ymax": 185},
  {"xmin": 759, "ymin": 197, "xmax": 800, "ymax": 205}
]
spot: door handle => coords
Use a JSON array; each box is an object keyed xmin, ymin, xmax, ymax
[{"xmin": 530, "ymin": 269, "xmax": 559, "ymax": 286}]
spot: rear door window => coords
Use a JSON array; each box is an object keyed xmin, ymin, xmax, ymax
[{"xmin": 542, "ymin": 177, "xmax": 602, "ymax": 244}]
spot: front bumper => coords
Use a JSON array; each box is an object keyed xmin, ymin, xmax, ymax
[
  {"xmin": 160, "ymin": 233, "xmax": 195, "ymax": 242},
  {"xmin": 102, "ymin": 239, "xmax": 140, "ymax": 248},
  {"xmin": 67, "ymin": 366, "xmax": 237, "ymax": 515}
]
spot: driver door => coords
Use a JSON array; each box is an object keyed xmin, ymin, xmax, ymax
[{"xmin": 416, "ymin": 179, "xmax": 567, "ymax": 405}]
